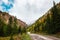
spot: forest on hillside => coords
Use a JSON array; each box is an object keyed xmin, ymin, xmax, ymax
[
  {"xmin": 28, "ymin": 1, "xmax": 60, "ymax": 34},
  {"xmin": 0, "ymin": 11, "xmax": 27, "ymax": 40},
  {"xmin": 0, "ymin": 14, "xmax": 27, "ymax": 36}
]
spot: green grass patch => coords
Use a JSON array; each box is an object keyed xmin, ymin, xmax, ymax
[
  {"xmin": 0, "ymin": 37, "xmax": 10, "ymax": 40},
  {"xmin": 21, "ymin": 33, "xmax": 31, "ymax": 40},
  {"xmin": 0, "ymin": 34, "xmax": 21, "ymax": 40},
  {"xmin": 0, "ymin": 33, "xmax": 32, "ymax": 40}
]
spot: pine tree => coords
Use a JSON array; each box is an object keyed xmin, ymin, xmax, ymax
[
  {"xmin": 7, "ymin": 17, "xmax": 13, "ymax": 35},
  {"xmin": 3, "ymin": 24, "xmax": 8, "ymax": 36},
  {"xmin": 13, "ymin": 17, "xmax": 18, "ymax": 34},
  {"xmin": 18, "ymin": 26, "xmax": 21, "ymax": 33},
  {"xmin": 51, "ymin": 1, "xmax": 60, "ymax": 33}
]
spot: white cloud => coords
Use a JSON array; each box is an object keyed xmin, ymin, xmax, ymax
[
  {"xmin": 2, "ymin": 0, "xmax": 8, "ymax": 4},
  {"xmin": 7, "ymin": 0, "xmax": 60, "ymax": 24}
]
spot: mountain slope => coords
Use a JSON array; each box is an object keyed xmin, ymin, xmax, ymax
[
  {"xmin": 0, "ymin": 11, "xmax": 27, "ymax": 27},
  {"xmin": 0, "ymin": 11, "xmax": 27, "ymax": 36},
  {"xmin": 28, "ymin": 2, "xmax": 60, "ymax": 34}
]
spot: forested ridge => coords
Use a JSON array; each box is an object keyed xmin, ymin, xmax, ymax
[
  {"xmin": 28, "ymin": 1, "xmax": 60, "ymax": 34},
  {"xmin": 0, "ymin": 11, "xmax": 27, "ymax": 37}
]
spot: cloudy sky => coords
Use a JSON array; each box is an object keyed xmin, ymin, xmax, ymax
[{"xmin": 0, "ymin": 0, "xmax": 60, "ymax": 24}]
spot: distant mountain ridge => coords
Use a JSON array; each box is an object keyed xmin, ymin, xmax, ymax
[{"xmin": 0, "ymin": 11, "xmax": 27, "ymax": 27}]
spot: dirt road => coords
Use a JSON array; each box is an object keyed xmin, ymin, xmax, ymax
[{"xmin": 29, "ymin": 34, "xmax": 60, "ymax": 40}]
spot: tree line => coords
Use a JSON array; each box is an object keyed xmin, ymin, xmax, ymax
[{"xmin": 0, "ymin": 16, "xmax": 26, "ymax": 37}]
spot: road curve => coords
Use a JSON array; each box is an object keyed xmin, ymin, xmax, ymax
[{"xmin": 29, "ymin": 34, "xmax": 60, "ymax": 40}]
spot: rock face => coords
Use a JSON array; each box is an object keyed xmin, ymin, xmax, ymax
[{"xmin": 0, "ymin": 11, "xmax": 27, "ymax": 27}]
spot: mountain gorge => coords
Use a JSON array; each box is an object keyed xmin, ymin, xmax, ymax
[{"xmin": 28, "ymin": 2, "xmax": 60, "ymax": 34}]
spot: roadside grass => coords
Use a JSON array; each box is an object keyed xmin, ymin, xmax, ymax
[
  {"xmin": 0, "ymin": 37, "xmax": 10, "ymax": 40},
  {"xmin": 52, "ymin": 33, "xmax": 60, "ymax": 38},
  {"xmin": 0, "ymin": 33, "xmax": 31, "ymax": 40},
  {"xmin": 21, "ymin": 33, "xmax": 31, "ymax": 40},
  {"xmin": 0, "ymin": 34, "xmax": 21, "ymax": 40}
]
